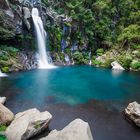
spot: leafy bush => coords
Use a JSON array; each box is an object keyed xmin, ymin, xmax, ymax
[
  {"xmin": 130, "ymin": 60, "xmax": 140, "ymax": 69},
  {"xmin": 92, "ymin": 60, "xmax": 102, "ymax": 66},
  {"xmin": 73, "ymin": 51, "xmax": 85, "ymax": 64},
  {"xmin": 96, "ymin": 49, "xmax": 104, "ymax": 56},
  {"xmin": 118, "ymin": 55, "xmax": 133, "ymax": 69},
  {"xmin": 102, "ymin": 59, "xmax": 114, "ymax": 68},
  {"xmin": 118, "ymin": 25, "xmax": 140, "ymax": 45},
  {"xmin": 1, "ymin": 67, "xmax": 9, "ymax": 73}
]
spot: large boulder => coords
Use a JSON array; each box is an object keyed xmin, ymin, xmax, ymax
[
  {"xmin": 40, "ymin": 119, "xmax": 93, "ymax": 140},
  {"xmin": 125, "ymin": 101, "xmax": 140, "ymax": 127},
  {"xmin": 0, "ymin": 103, "xmax": 14, "ymax": 125},
  {"xmin": 6, "ymin": 108, "xmax": 52, "ymax": 140},
  {"xmin": 111, "ymin": 61, "xmax": 125, "ymax": 70}
]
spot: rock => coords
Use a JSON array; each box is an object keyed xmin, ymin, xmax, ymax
[
  {"xmin": 40, "ymin": 119, "xmax": 93, "ymax": 140},
  {"xmin": 125, "ymin": 101, "xmax": 140, "ymax": 127},
  {"xmin": 111, "ymin": 61, "xmax": 125, "ymax": 70},
  {"xmin": 6, "ymin": 108, "xmax": 52, "ymax": 140},
  {"xmin": 0, "ymin": 97, "xmax": 6, "ymax": 104},
  {"xmin": 0, "ymin": 103, "xmax": 14, "ymax": 125},
  {"xmin": 23, "ymin": 7, "xmax": 31, "ymax": 19},
  {"xmin": 96, "ymin": 55, "xmax": 106, "ymax": 63},
  {"xmin": 23, "ymin": 7, "xmax": 31, "ymax": 30}
]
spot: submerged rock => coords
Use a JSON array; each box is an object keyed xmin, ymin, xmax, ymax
[
  {"xmin": 0, "ymin": 97, "xmax": 6, "ymax": 104},
  {"xmin": 40, "ymin": 119, "xmax": 93, "ymax": 140},
  {"xmin": 6, "ymin": 108, "xmax": 52, "ymax": 140},
  {"xmin": 0, "ymin": 103, "xmax": 14, "ymax": 125},
  {"xmin": 111, "ymin": 61, "xmax": 125, "ymax": 70},
  {"xmin": 125, "ymin": 102, "xmax": 140, "ymax": 127}
]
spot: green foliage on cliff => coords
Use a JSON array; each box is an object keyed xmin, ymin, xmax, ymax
[
  {"xmin": 0, "ymin": 10, "xmax": 15, "ymax": 40},
  {"xmin": 43, "ymin": 0, "xmax": 140, "ymax": 53}
]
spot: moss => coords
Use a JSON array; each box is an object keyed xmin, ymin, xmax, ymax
[
  {"xmin": 0, "ymin": 124, "xmax": 7, "ymax": 132},
  {"xmin": 0, "ymin": 135, "xmax": 7, "ymax": 140},
  {"xmin": 34, "ymin": 122, "xmax": 41, "ymax": 129},
  {"xmin": 1, "ymin": 67, "xmax": 9, "ymax": 73}
]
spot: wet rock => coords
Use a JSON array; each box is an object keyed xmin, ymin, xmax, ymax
[
  {"xmin": 23, "ymin": 7, "xmax": 31, "ymax": 30},
  {"xmin": 40, "ymin": 119, "xmax": 93, "ymax": 140},
  {"xmin": 6, "ymin": 108, "xmax": 52, "ymax": 140},
  {"xmin": 0, "ymin": 103, "xmax": 14, "ymax": 125},
  {"xmin": 0, "ymin": 97, "xmax": 6, "ymax": 104},
  {"xmin": 111, "ymin": 61, "xmax": 125, "ymax": 70},
  {"xmin": 125, "ymin": 101, "xmax": 140, "ymax": 127}
]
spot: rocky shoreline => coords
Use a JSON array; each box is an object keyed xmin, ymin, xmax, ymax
[
  {"xmin": 0, "ymin": 97, "xmax": 93, "ymax": 140},
  {"xmin": 0, "ymin": 97, "xmax": 140, "ymax": 140}
]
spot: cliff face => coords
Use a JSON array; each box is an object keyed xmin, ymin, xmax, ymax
[{"xmin": 0, "ymin": 0, "xmax": 16, "ymax": 40}]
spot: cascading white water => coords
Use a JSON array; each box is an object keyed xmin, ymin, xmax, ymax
[
  {"xmin": 0, "ymin": 70, "xmax": 7, "ymax": 77},
  {"xmin": 64, "ymin": 53, "xmax": 71, "ymax": 65},
  {"xmin": 32, "ymin": 8, "xmax": 55, "ymax": 69}
]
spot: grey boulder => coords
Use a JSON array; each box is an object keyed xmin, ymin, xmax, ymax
[
  {"xmin": 40, "ymin": 119, "xmax": 93, "ymax": 140},
  {"xmin": 125, "ymin": 101, "xmax": 140, "ymax": 127},
  {"xmin": 6, "ymin": 108, "xmax": 52, "ymax": 140}
]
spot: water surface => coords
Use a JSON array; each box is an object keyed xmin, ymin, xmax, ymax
[{"xmin": 0, "ymin": 66, "xmax": 140, "ymax": 112}]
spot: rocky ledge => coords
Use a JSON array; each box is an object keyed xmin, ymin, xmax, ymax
[{"xmin": 0, "ymin": 98, "xmax": 93, "ymax": 140}]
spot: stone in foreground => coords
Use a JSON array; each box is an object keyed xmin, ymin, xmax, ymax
[
  {"xmin": 40, "ymin": 119, "xmax": 93, "ymax": 140},
  {"xmin": 125, "ymin": 101, "xmax": 140, "ymax": 127},
  {"xmin": 111, "ymin": 61, "xmax": 125, "ymax": 70},
  {"xmin": 6, "ymin": 108, "xmax": 52, "ymax": 140},
  {"xmin": 0, "ymin": 103, "xmax": 14, "ymax": 125},
  {"xmin": 0, "ymin": 97, "xmax": 6, "ymax": 104}
]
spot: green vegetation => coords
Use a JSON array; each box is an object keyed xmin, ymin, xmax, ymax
[
  {"xmin": 0, "ymin": 0, "xmax": 140, "ymax": 70},
  {"xmin": 0, "ymin": 124, "xmax": 7, "ymax": 132},
  {"xmin": 0, "ymin": 135, "xmax": 7, "ymax": 140}
]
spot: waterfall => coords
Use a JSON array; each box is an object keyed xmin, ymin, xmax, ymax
[
  {"xmin": 0, "ymin": 70, "xmax": 7, "ymax": 77},
  {"xmin": 89, "ymin": 52, "xmax": 92, "ymax": 65},
  {"xmin": 64, "ymin": 53, "xmax": 70, "ymax": 65},
  {"xmin": 32, "ymin": 8, "xmax": 55, "ymax": 69}
]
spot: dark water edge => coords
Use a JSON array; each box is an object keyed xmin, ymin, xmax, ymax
[{"xmin": 4, "ymin": 99, "xmax": 140, "ymax": 140}]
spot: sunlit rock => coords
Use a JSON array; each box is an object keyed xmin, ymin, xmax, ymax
[
  {"xmin": 40, "ymin": 119, "xmax": 93, "ymax": 140},
  {"xmin": 6, "ymin": 108, "xmax": 52, "ymax": 140},
  {"xmin": 111, "ymin": 61, "xmax": 125, "ymax": 70}
]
